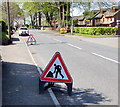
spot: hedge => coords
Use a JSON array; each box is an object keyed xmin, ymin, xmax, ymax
[
  {"xmin": 0, "ymin": 19, "xmax": 8, "ymax": 32},
  {"xmin": 74, "ymin": 27, "xmax": 118, "ymax": 35},
  {"xmin": 0, "ymin": 19, "xmax": 10, "ymax": 45}
]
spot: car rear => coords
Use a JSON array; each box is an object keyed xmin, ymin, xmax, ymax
[{"xmin": 19, "ymin": 27, "xmax": 29, "ymax": 36}]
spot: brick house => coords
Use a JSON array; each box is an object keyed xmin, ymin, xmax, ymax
[
  {"xmin": 72, "ymin": 10, "xmax": 100, "ymax": 26},
  {"xmin": 72, "ymin": 16, "xmax": 86, "ymax": 26},
  {"xmin": 93, "ymin": 6, "xmax": 120, "ymax": 27},
  {"xmin": 73, "ymin": 6, "xmax": 120, "ymax": 27}
]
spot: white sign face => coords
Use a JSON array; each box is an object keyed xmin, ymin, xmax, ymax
[
  {"xmin": 28, "ymin": 36, "xmax": 34, "ymax": 41},
  {"xmin": 44, "ymin": 58, "xmax": 68, "ymax": 80}
]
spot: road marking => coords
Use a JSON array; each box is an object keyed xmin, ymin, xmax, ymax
[
  {"xmin": 21, "ymin": 37, "xmax": 61, "ymax": 107},
  {"xmin": 47, "ymin": 37, "xmax": 82, "ymax": 50},
  {"xmin": 67, "ymin": 43, "xmax": 82, "ymax": 50},
  {"xmin": 92, "ymin": 52, "xmax": 120, "ymax": 64},
  {"xmin": 47, "ymin": 36, "xmax": 62, "ymax": 42},
  {"xmin": 52, "ymin": 38, "xmax": 62, "ymax": 42}
]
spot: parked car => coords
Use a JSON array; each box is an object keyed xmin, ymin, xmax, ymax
[{"xmin": 18, "ymin": 27, "xmax": 29, "ymax": 36}]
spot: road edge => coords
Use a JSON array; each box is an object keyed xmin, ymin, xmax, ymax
[{"xmin": 21, "ymin": 37, "xmax": 61, "ymax": 107}]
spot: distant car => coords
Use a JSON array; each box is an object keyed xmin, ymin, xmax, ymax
[{"xmin": 19, "ymin": 27, "xmax": 29, "ymax": 36}]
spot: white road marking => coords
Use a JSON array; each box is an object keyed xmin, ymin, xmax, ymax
[
  {"xmin": 47, "ymin": 36, "xmax": 118, "ymax": 64},
  {"xmin": 92, "ymin": 52, "xmax": 119, "ymax": 64},
  {"xmin": 53, "ymin": 38, "xmax": 62, "ymax": 42},
  {"xmin": 50, "ymin": 37, "xmax": 82, "ymax": 50},
  {"xmin": 21, "ymin": 37, "xmax": 61, "ymax": 107},
  {"xmin": 67, "ymin": 43, "xmax": 82, "ymax": 50},
  {"xmin": 47, "ymin": 36, "xmax": 62, "ymax": 42}
]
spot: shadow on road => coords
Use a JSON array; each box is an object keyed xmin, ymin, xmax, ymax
[
  {"xmin": 12, "ymin": 37, "xmax": 20, "ymax": 41},
  {"xmin": 51, "ymin": 84, "xmax": 111, "ymax": 106},
  {"xmin": 2, "ymin": 61, "xmax": 53, "ymax": 105}
]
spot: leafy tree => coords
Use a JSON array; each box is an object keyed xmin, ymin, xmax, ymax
[
  {"xmin": 1, "ymin": 2, "xmax": 23, "ymax": 27},
  {"xmin": 22, "ymin": 2, "xmax": 42, "ymax": 28}
]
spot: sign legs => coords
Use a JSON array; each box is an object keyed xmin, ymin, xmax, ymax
[
  {"xmin": 39, "ymin": 79, "xmax": 72, "ymax": 96},
  {"xmin": 65, "ymin": 83, "xmax": 73, "ymax": 96},
  {"xmin": 39, "ymin": 79, "xmax": 46, "ymax": 94}
]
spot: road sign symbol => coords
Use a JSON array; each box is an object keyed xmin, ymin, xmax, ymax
[
  {"xmin": 26, "ymin": 34, "xmax": 36, "ymax": 43},
  {"xmin": 40, "ymin": 52, "xmax": 72, "ymax": 83}
]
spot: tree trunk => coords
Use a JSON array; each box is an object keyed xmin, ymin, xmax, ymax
[
  {"xmin": 66, "ymin": 2, "xmax": 69, "ymax": 28},
  {"xmin": 62, "ymin": 4, "xmax": 65, "ymax": 27},
  {"xmin": 56, "ymin": 2, "xmax": 62, "ymax": 31},
  {"xmin": 30, "ymin": 14, "xmax": 34, "ymax": 27},
  {"xmin": 24, "ymin": 17, "xmax": 26, "ymax": 25},
  {"xmin": 38, "ymin": 12, "xmax": 41, "ymax": 29}
]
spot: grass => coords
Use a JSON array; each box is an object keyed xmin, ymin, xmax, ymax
[{"xmin": 70, "ymin": 33, "xmax": 120, "ymax": 37}]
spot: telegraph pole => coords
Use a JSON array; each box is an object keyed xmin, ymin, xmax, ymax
[{"xmin": 6, "ymin": 0, "xmax": 12, "ymax": 41}]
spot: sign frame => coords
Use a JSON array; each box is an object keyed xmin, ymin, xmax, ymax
[{"xmin": 40, "ymin": 52, "xmax": 73, "ymax": 83}]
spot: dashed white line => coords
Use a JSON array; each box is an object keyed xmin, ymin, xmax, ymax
[
  {"xmin": 48, "ymin": 36, "xmax": 118, "ymax": 64},
  {"xmin": 67, "ymin": 43, "xmax": 82, "ymax": 50},
  {"xmin": 22, "ymin": 37, "xmax": 61, "ymax": 107},
  {"xmin": 53, "ymin": 38, "xmax": 62, "ymax": 42},
  {"xmin": 92, "ymin": 52, "xmax": 119, "ymax": 64}
]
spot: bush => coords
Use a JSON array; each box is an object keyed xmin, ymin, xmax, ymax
[
  {"xmin": 0, "ymin": 19, "xmax": 8, "ymax": 32},
  {"xmin": 0, "ymin": 19, "xmax": 11, "ymax": 45},
  {"xmin": 74, "ymin": 27, "xmax": 118, "ymax": 35}
]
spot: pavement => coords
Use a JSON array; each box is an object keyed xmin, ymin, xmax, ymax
[{"xmin": 1, "ymin": 32, "xmax": 54, "ymax": 106}]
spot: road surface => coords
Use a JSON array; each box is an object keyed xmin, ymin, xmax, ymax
[{"xmin": 20, "ymin": 29, "xmax": 118, "ymax": 106}]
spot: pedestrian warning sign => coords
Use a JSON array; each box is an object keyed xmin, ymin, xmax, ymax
[
  {"xmin": 26, "ymin": 34, "xmax": 36, "ymax": 43},
  {"xmin": 40, "ymin": 52, "xmax": 72, "ymax": 83}
]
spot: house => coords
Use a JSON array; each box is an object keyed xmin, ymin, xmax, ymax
[
  {"xmin": 72, "ymin": 10, "xmax": 100, "ymax": 26},
  {"xmin": 72, "ymin": 16, "xmax": 86, "ymax": 26},
  {"xmin": 73, "ymin": 6, "xmax": 120, "ymax": 27},
  {"xmin": 93, "ymin": 6, "xmax": 120, "ymax": 27}
]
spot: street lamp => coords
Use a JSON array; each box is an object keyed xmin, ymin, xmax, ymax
[{"xmin": 71, "ymin": 0, "xmax": 73, "ymax": 35}]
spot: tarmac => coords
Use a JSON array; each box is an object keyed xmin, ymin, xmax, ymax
[
  {"xmin": 48, "ymin": 30, "xmax": 119, "ymax": 48},
  {"xmin": 0, "ymin": 30, "xmax": 119, "ymax": 106}
]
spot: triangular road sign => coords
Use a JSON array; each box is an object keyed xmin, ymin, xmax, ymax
[
  {"xmin": 40, "ymin": 52, "xmax": 72, "ymax": 83},
  {"xmin": 26, "ymin": 34, "xmax": 36, "ymax": 43}
]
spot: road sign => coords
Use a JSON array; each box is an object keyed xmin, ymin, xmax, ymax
[
  {"xmin": 40, "ymin": 52, "xmax": 72, "ymax": 83},
  {"xmin": 26, "ymin": 34, "xmax": 36, "ymax": 43}
]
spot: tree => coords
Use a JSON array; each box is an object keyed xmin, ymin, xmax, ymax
[
  {"xmin": 22, "ymin": 2, "xmax": 42, "ymax": 28},
  {"xmin": 1, "ymin": 2, "xmax": 23, "ymax": 27}
]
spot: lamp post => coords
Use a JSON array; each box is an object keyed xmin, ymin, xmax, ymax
[{"xmin": 71, "ymin": 0, "xmax": 73, "ymax": 35}]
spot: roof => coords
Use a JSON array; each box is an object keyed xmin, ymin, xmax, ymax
[
  {"xmin": 104, "ymin": 9, "xmax": 120, "ymax": 17},
  {"xmin": 72, "ymin": 16, "xmax": 85, "ymax": 20},
  {"xmin": 94, "ymin": 13, "xmax": 103, "ymax": 19}
]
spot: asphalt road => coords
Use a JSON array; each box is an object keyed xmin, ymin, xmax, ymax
[{"xmin": 21, "ymin": 29, "xmax": 118, "ymax": 106}]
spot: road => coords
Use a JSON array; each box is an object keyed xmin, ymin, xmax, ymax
[{"xmin": 21, "ymin": 29, "xmax": 118, "ymax": 106}]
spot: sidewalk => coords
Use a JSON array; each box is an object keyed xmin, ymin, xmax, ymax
[{"xmin": 1, "ymin": 32, "xmax": 54, "ymax": 106}]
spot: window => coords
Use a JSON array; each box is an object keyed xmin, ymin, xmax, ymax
[
  {"xmin": 111, "ymin": 18, "xmax": 112, "ymax": 21},
  {"xmin": 103, "ymin": 18, "xmax": 104, "ymax": 22}
]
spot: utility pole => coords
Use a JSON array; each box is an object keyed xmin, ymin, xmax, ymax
[
  {"xmin": 6, "ymin": 0, "xmax": 12, "ymax": 41},
  {"xmin": 71, "ymin": 0, "xmax": 73, "ymax": 35}
]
